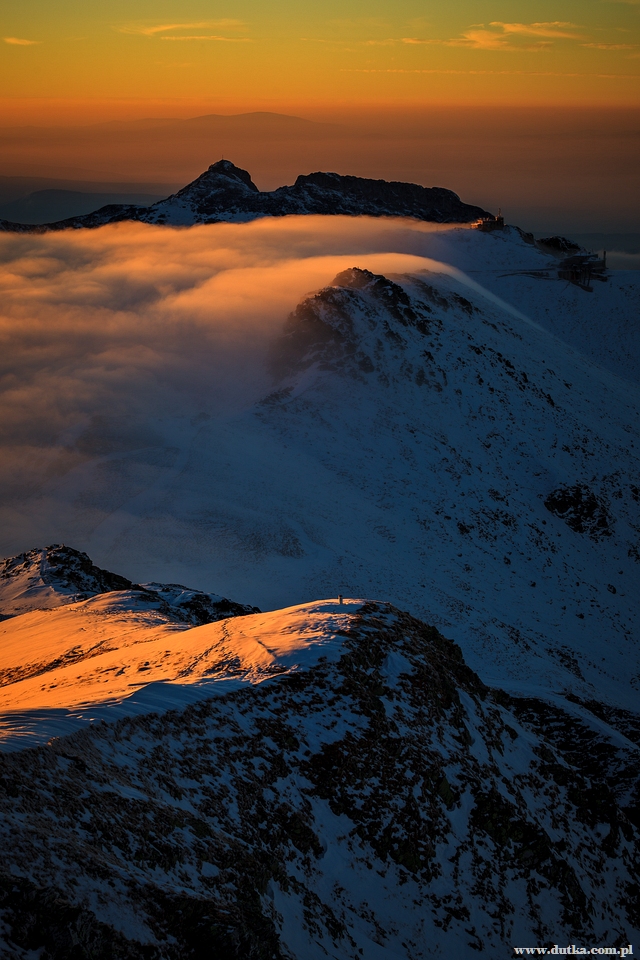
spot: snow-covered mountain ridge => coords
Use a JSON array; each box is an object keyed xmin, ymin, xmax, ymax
[
  {"xmin": 2, "ymin": 226, "xmax": 638, "ymax": 713},
  {"xmin": 0, "ymin": 594, "xmax": 638, "ymax": 957},
  {"xmin": 0, "ymin": 160, "xmax": 491, "ymax": 230}
]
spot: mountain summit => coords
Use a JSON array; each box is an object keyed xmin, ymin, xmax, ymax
[{"xmin": 0, "ymin": 160, "xmax": 492, "ymax": 231}]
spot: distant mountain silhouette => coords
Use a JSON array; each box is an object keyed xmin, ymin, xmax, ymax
[
  {"xmin": 0, "ymin": 159, "xmax": 493, "ymax": 231},
  {"xmin": 0, "ymin": 188, "xmax": 164, "ymax": 225}
]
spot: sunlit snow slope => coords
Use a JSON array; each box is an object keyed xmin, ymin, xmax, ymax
[
  {"xmin": 0, "ymin": 579, "xmax": 359, "ymax": 749},
  {"xmin": 2, "ymin": 545, "xmax": 356, "ymax": 748}
]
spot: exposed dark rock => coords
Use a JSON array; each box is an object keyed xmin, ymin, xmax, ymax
[
  {"xmin": 544, "ymin": 485, "xmax": 612, "ymax": 539},
  {"xmin": 0, "ymin": 544, "xmax": 134, "ymax": 599},
  {"xmin": 515, "ymin": 226, "xmax": 536, "ymax": 245},
  {"xmin": 537, "ymin": 236, "xmax": 582, "ymax": 256},
  {"xmin": 141, "ymin": 581, "xmax": 260, "ymax": 626},
  {"xmin": 0, "ymin": 875, "xmax": 155, "ymax": 960},
  {"xmin": 269, "ymin": 268, "xmax": 441, "ymax": 381}
]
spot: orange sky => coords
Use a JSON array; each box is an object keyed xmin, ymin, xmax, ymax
[
  {"xmin": 1, "ymin": 1, "xmax": 639, "ymax": 124},
  {"xmin": 0, "ymin": 2, "xmax": 638, "ymax": 233}
]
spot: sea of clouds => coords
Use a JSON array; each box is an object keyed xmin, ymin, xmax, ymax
[
  {"xmin": 0, "ymin": 217, "xmax": 462, "ymax": 550},
  {"xmin": 4, "ymin": 215, "xmax": 635, "ymax": 572}
]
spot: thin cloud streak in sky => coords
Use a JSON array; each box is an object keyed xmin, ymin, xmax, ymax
[
  {"xmin": 582, "ymin": 42, "xmax": 637, "ymax": 48},
  {"xmin": 306, "ymin": 26, "xmax": 585, "ymax": 50},
  {"xmin": 342, "ymin": 69, "xmax": 639, "ymax": 78},
  {"xmin": 158, "ymin": 36, "xmax": 252, "ymax": 42},
  {"xmin": 491, "ymin": 22, "xmax": 582, "ymax": 38},
  {"xmin": 303, "ymin": 22, "xmax": 632, "ymax": 60},
  {"xmin": 402, "ymin": 21, "xmax": 585, "ymax": 51},
  {"xmin": 3, "ymin": 37, "xmax": 41, "ymax": 46},
  {"xmin": 119, "ymin": 21, "xmax": 246, "ymax": 37}
]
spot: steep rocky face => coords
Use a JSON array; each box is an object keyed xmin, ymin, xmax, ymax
[
  {"xmin": 0, "ymin": 602, "xmax": 638, "ymax": 958},
  {"xmin": 270, "ymin": 267, "xmax": 472, "ymax": 381},
  {"xmin": 0, "ymin": 160, "xmax": 491, "ymax": 231},
  {"xmin": 0, "ymin": 544, "xmax": 258, "ymax": 623},
  {"xmin": 275, "ymin": 170, "xmax": 486, "ymax": 221}
]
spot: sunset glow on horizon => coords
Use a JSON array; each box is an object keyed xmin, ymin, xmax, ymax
[{"xmin": 1, "ymin": 0, "xmax": 639, "ymax": 125}]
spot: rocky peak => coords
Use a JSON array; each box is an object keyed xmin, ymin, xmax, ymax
[
  {"xmin": 289, "ymin": 170, "xmax": 478, "ymax": 221},
  {"xmin": 332, "ymin": 265, "xmax": 376, "ymax": 290},
  {"xmin": 205, "ymin": 159, "xmax": 259, "ymax": 191},
  {"xmin": 0, "ymin": 544, "xmax": 134, "ymax": 617},
  {"xmin": 171, "ymin": 160, "xmax": 259, "ymax": 205},
  {"xmin": 293, "ymin": 170, "xmax": 345, "ymax": 190},
  {"xmin": 269, "ymin": 268, "xmax": 442, "ymax": 381},
  {"xmin": 332, "ymin": 266, "xmax": 421, "ymax": 325},
  {"xmin": 0, "ymin": 545, "xmax": 258, "ymax": 623},
  {"xmin": 536, "ymin": 235, "xmax": 583, "ymax": 256}
]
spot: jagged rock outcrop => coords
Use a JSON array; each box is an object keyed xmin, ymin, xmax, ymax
[
  {"xmin": 268, "ymin": 267, "xmax": 473, "ymax": 382},
  {"xmin": 0, "ymin": 544, "xmax": 133, "ymax": 606},
  {"xmin": 0, "ymin": 160, "xmax": 492, "ymax": 231}
]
